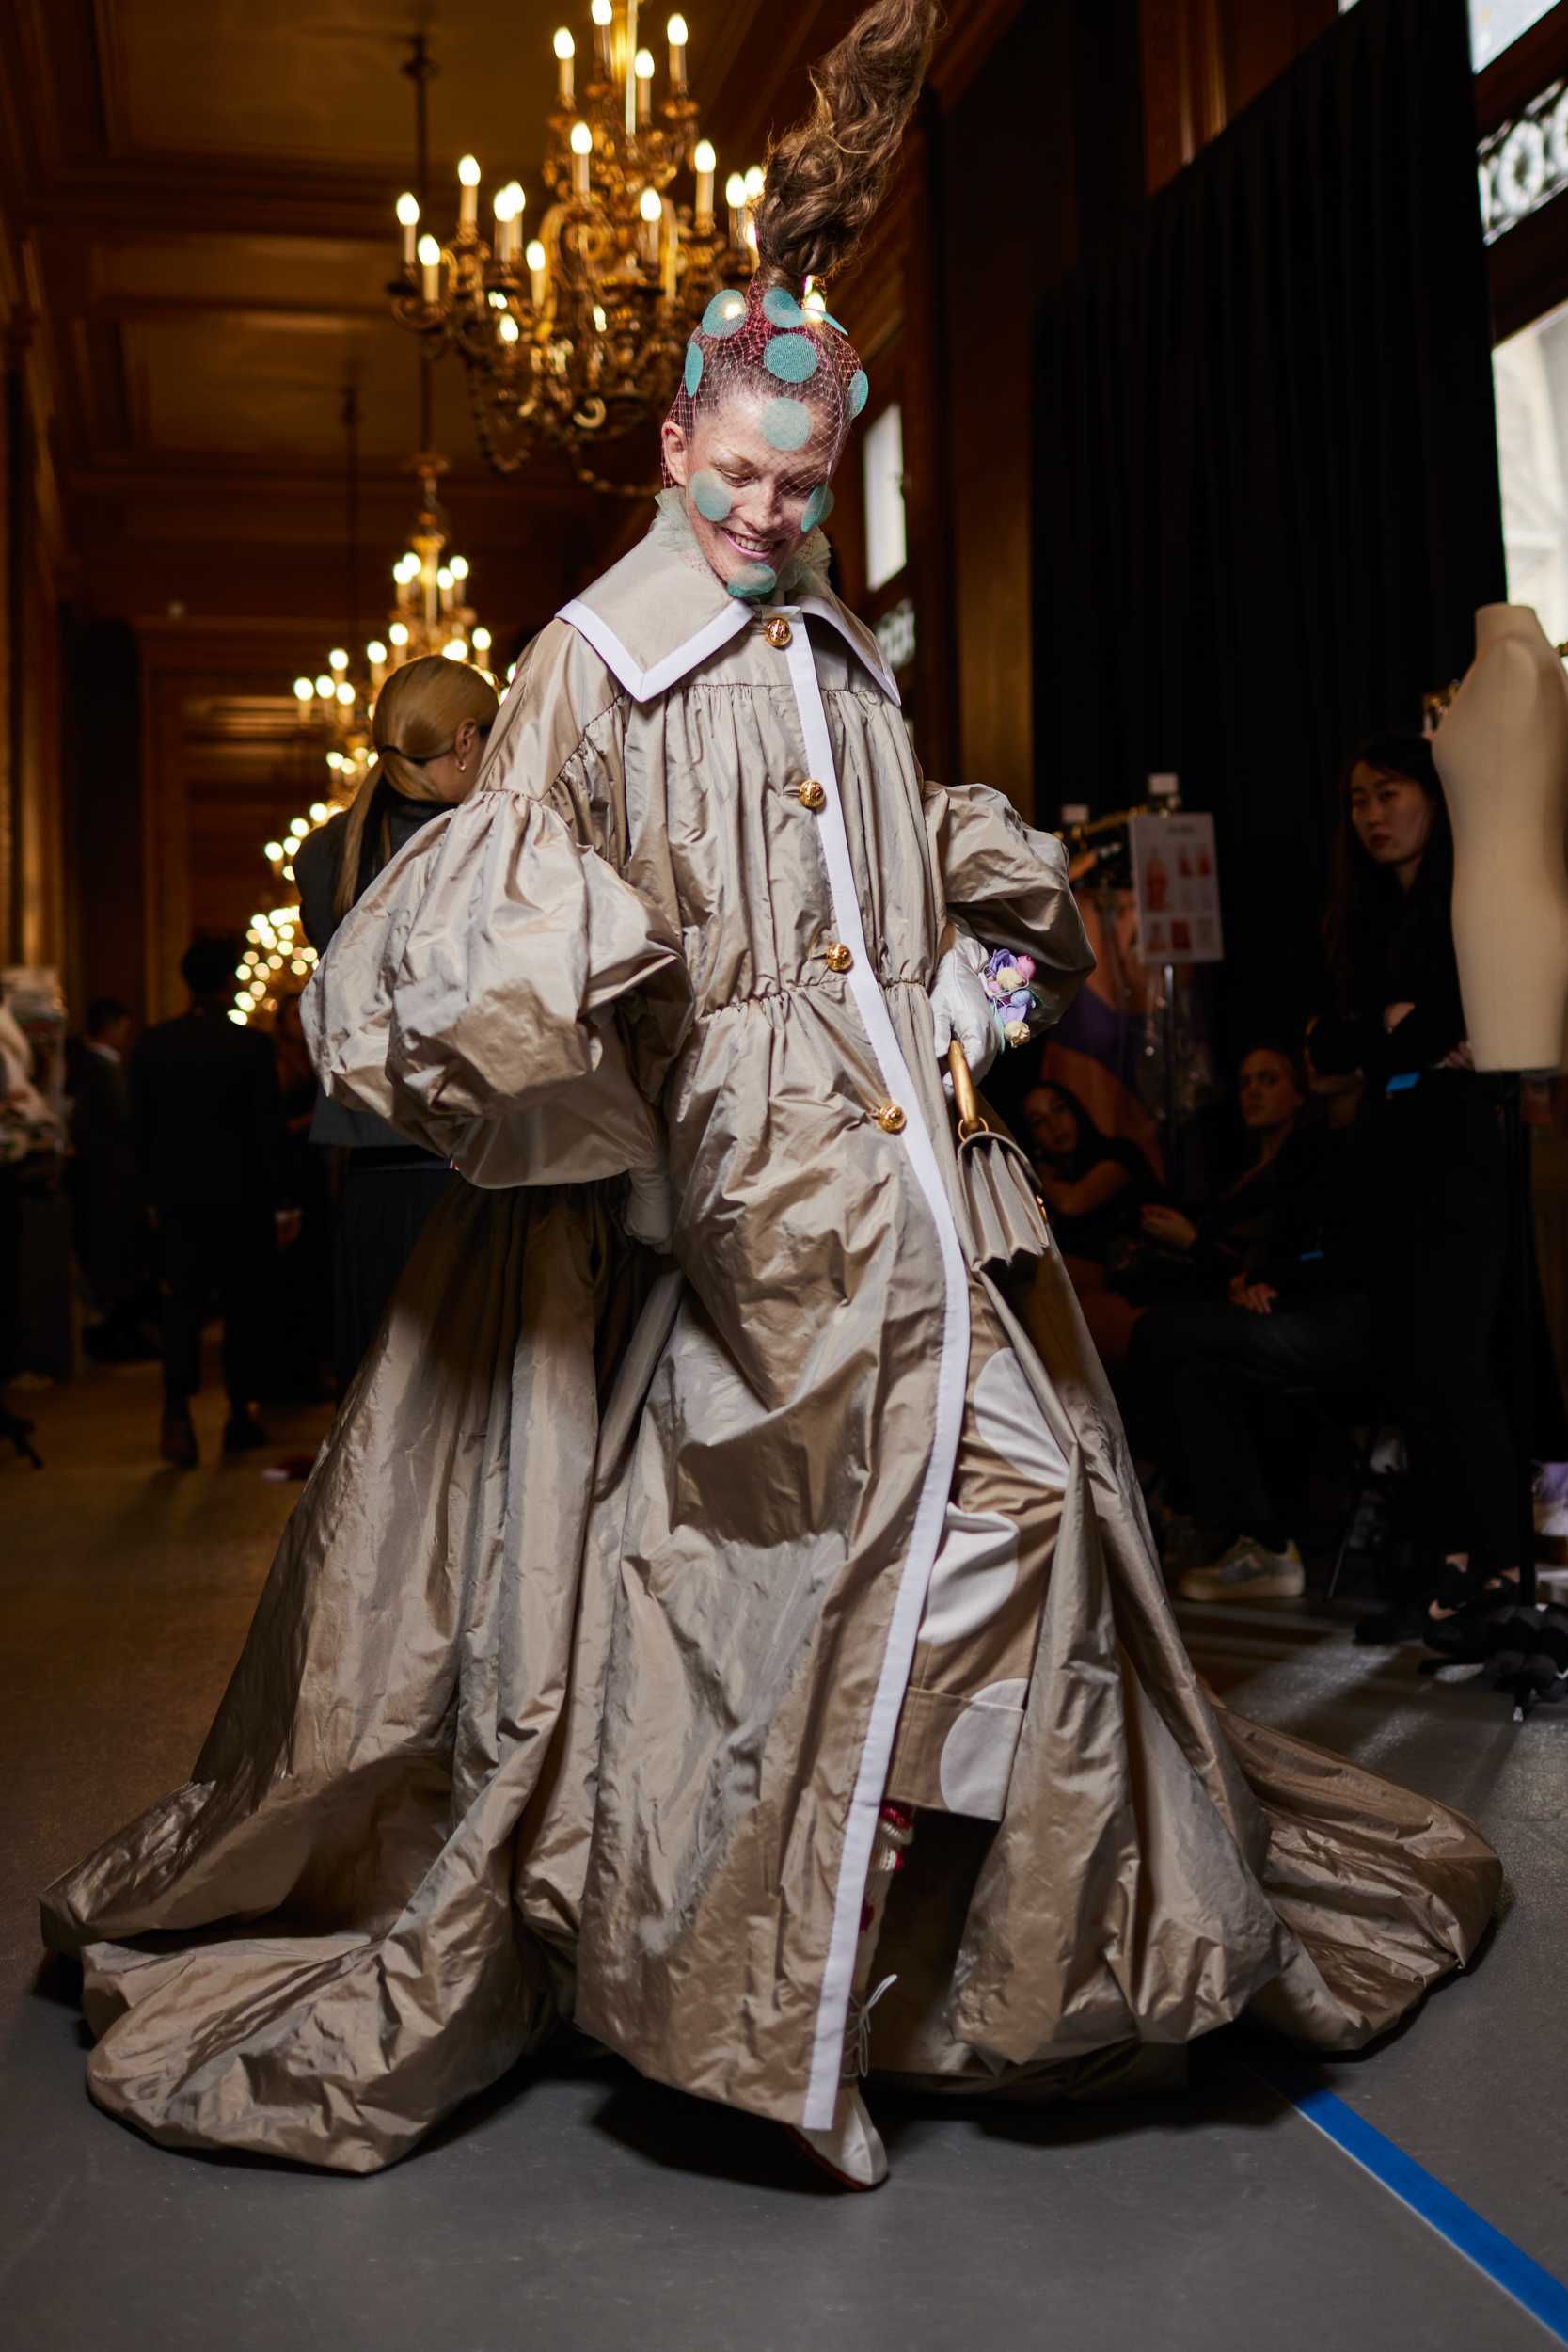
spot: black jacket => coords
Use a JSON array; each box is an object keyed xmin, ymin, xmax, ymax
[
  {"xmin": 293, "ymin": 787, "xmax": 451, "ymax": 1153},
  {"xmin": 293, "ymin": 787, "xmax": 446, "ymax": 957},
  {"xmin": 131, "ymin": 1004, "xmax": 289, "ymax": 1209}
]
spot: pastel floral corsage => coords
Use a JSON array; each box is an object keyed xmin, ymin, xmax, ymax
[{"xmin": 981, "ymin": 949, "xmax": 1040, "ymax": 1048}]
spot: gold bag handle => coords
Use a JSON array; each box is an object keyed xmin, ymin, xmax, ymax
[{"xmin": 948, "ymin": 1040, "xmax": 984, "ymax": 1140}]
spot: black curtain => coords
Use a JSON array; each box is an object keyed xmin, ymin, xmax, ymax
[{"xmin": 1031, "ymin": 0, "xmax": 1504, "ymax": 1042}]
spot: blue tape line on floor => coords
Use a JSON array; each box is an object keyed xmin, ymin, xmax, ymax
[{"xmin": 1243, "ymin": 2049, "xmax": 1568, "ymax": 2344}]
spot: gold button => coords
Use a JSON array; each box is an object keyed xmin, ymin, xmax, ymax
[
  {"xmin": 798, "ymin": 780, "xmax": 827, "ymax": 810},
  {"xmin": 765, "ymin": 616, "xmax": 793, "ymax": 648},
  {"xmin": 824, "ymin": 942, "xmax": 853, "ymax": 974},
  {"xmin": 876, "ymin": 1103, "xmax": 907, "ymax": 1134}
]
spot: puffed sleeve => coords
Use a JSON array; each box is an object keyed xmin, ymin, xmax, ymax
[
  {"xmin": 924, "ymin": 780, "xmax": 1096, "ymax": 1027},
  {"xmin": 301, "ymin": 626, "xmax": 691, "ymax": 1189}
]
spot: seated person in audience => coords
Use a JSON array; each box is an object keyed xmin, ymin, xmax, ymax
[
  {"xmin": 1122, "ymin": 1066, "xmax": 1367, "ymax": 1605},
  {"xmin": 1022, "ymin": 1078, "xmax": 1162, "ymax": 1263},
  {"xmin": 1117, "ymin": 1041, "xmax": 1307, "ymax": 1305},
  {"xmin": 1021, "ymin": 1079, "xmax": 1164, "ymax": 1370}
]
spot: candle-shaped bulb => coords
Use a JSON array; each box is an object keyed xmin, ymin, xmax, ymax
[
  {"xmin": 591, "ymin": 0, "xmax": 610, "ymax": 19},
  {"xmin": 639, "ymin": 181, "xmax": 662, "ymax": 262},
  {"xmin": 693, "ymin": 138, "xmax": 715, "ymax": 229},
  {"xmin": 694, "ymin": 139, "xmax": 715, "ymax": 171},
  {"xmin": 526, "ymin": 236, "xmax": 547, "ymax": 307},
  {"xmin": 553, "ymin": 24, "xmax": 575, "ymax": 99},
  {"xmin": 667, "ymin": 13, "xmax": 688, "ymax": 40},
  {"xmin": 498, "ymin": 313, "xmax": 519, "ymax": 342},
  {"xmin": 634, "ymin": 45, "xmax": 654, "ymax": 121},
  {"xmin": 451, "ymin": 555, "xmax": 469, "ymax": 580},
  {"xmin": 328, "ymin": 647, "xmax": 348, "ymax": 670},
  {"xmin": 668, "ymin": 14, "xmax": 689, "ymax": 87},
  {"xmin": 418, "ymin": 233, "xmax": 441, "ymax": 304},
  {"xmin": 570, "ymin": 119, "xmax": 592, "ymax": 199},
  {"xmin": 396, "ymin": 190, "xmax": 420, "ymax": 265},
  {"xmin": 366, "ymin": 640, "xmax": 387, "ymax": 664},
  {"xmin": 458, "ymin": 153, "xmax": 481, "ymax": 228},
  {"xmin": 293, "ymin": 677, "xmax": 312, "ymax": 702},
  {"xmin": 725, "ymin": 171, "xmax": 746, "ymax": 207},
  {"xmin": 592, "ymin": 0, "xmax": 612, "ymax": 59},
  {"xmin": 744, "ymin": 164, "xmax": 765, "ymax": 199}
]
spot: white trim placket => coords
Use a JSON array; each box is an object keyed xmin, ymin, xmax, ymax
[
  {"xmin": 779, "ymin": 614, "xmax": 971, "ymax": 2131},
  {"xmin": 559, "ymin": 589, "xmax": 968, "ymax": 2129}
]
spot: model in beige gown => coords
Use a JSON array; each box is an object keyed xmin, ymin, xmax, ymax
[{"xmin": 41, "ymin": 0, "xmax": 1498, "ymax": 2187}]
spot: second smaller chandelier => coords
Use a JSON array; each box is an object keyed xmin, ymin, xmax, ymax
[{"xmin": 388, "ymin": 6, "xmax": 757, "ymax": 483}]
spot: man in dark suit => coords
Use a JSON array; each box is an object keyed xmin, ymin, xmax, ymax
[
  {"xmin": 132, "ymin": 937, "xmax": 295, "ymax": 1466},
  {"xmin": 67, "ymin": 997, "xmax": 156, "ymax": 1361}
]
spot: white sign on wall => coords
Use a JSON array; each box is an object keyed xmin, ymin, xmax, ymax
[{"xmin": 1129, "ymin": 811, "xmax": 1224, "ymax": 964}]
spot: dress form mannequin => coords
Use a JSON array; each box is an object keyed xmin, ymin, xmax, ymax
[{"xmin": 1433, "ymin": 603, "xmax": 1568, "ymax": 1071}]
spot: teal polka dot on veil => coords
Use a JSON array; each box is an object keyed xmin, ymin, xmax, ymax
[
  {"xmin": 760, "ymin": 397, "xmax": 813, "ymax": 452},
  {"xmin": 702, "ymin": 290, "xmax": 747, "ymax": 337},
  {"xmin": 689, "ymin": 469, "xmax": 733, "ymax": 522},
  {"xmin": 762, "ymin": 287, "xmax": 806, "ymax": 328},
  {"xmin": 764, "ymin": 333, "xmax": 819, "ymax": 385},
  {"xmin": 848, "ymin": 369, "xmax": 869, "ymax": 418},
  {"xmin": 726, "ymin": 562, "xmax": 778, "ymax": 599},
  {"xmin": 801, "ymin": 483, "xmax": 835, "ymax": 532},
  {"xmin": 683, "ymin": 342, "xmax": 704, "ymax": 396}
]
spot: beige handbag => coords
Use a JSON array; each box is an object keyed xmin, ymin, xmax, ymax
[{"xmin": 947, "ymin": 1041, "xmax": 1054, "ymax": 1276}]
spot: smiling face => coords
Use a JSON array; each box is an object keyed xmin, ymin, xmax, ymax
[{"xmin": 660, "ymin": 389, "xmax": 836, "ymax": 594}]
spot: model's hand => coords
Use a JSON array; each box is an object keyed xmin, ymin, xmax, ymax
[
  {"xmin": 1140, "ymin": 1204, "xmax": 1197, "ymax": 1250},
  {"xmin": 930, "ymin": 946, "xmax": 999, "ymax": 1096},
  {"xmin": 1229, "ymin": 1278, "xmax": 1277, "ymax": 1315},
  {"xmin": 1439, "ymin": 1039, "xmax": 1475, "ymax": 1070}
]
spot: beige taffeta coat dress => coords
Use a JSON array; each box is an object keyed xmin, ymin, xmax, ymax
[{"xmin": 42, "ymin": 511, "xmax": 1501, "ymax": 2173}]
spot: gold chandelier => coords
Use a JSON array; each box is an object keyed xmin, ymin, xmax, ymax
[
  {"xmin": 387, "ymin": 8, "xmax": 760, "ymax": 485},
  {"xmin": 287, "ymin": 458, "xmax": 496, "ymax": 810}
]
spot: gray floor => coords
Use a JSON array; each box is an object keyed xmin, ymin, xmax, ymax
[{"xmin": 4, "ymin": 1357, "xmax": 1565, "ymax": 2352}]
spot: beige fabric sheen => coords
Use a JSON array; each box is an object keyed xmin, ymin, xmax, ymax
[
  {"xmin": 887, "ymin": 1279, "xmax": 1063, "ymax": 1819},
  {"xmin": 43, "ymin": 526, "xmax": 1502, "ymax": 2171}
]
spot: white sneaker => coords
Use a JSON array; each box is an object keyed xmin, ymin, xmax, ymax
[
  {"xmin": 1179, "ymin": 1535, "xmax": 1305, "ymax": 1602},
  {"xmin": 785, "ymin": 2084, "xmax": 889, "ymax": 2189}
]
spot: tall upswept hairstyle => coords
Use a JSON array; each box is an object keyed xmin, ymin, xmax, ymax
[
  {"xmin": 659, "ymin": 0, "xmax": 939, "ymax": 572},
  {"xmin": 752, "ymin": 0, "xmax": 940, "ymax": 293}
]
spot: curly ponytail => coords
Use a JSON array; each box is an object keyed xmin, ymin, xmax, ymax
[{"xmin": 752, "ymin": 0, "xmax": 939, "ymax": 293}]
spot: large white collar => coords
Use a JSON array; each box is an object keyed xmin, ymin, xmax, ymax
[{"xmin": 559, "ymin": 522, "xmax": 899, "ymax": 707}]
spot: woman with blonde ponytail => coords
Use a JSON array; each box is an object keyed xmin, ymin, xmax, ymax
[
  {"xmin": 293, "ymin": 654, "xmax": 499, "ymax": 1398},
  {"xmin": 50, "ymin": 0, "xmax": 1497, "ymax": 2196}
]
